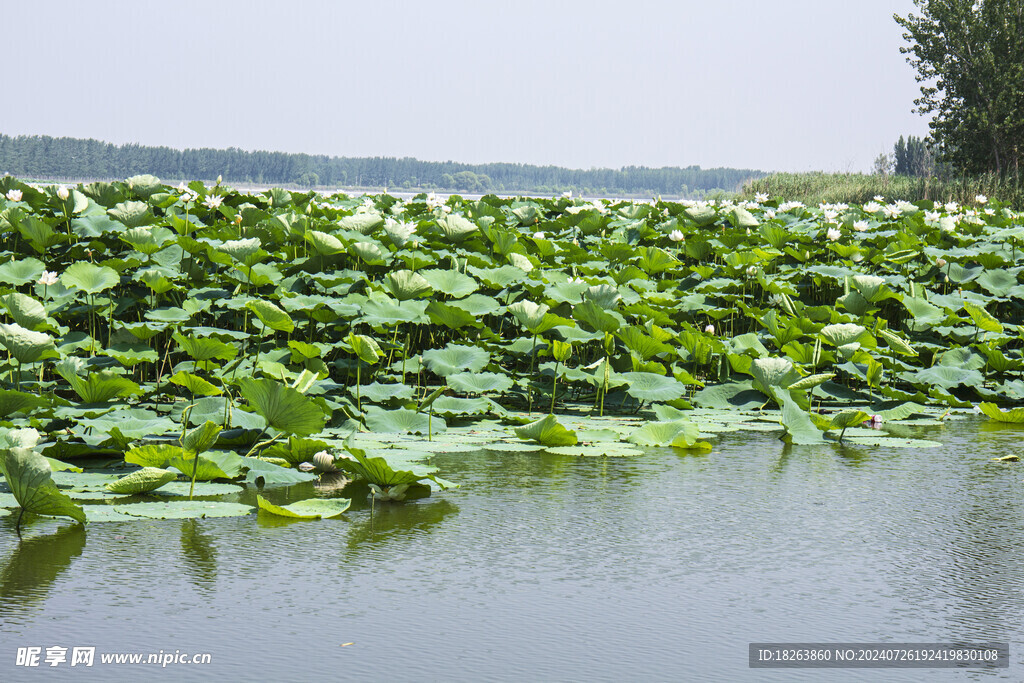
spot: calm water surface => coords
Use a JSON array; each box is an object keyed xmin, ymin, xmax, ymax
[{"xmin": 1, "ymin": 417, "xmax": 1022, "ymax": 681}]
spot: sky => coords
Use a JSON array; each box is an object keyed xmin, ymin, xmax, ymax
[{"xmin": 3, "ymin": 0, "xmax": 932, "ymax": 174}]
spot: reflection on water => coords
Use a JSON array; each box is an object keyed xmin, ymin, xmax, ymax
[
  {"xmin": 0, "ymin": 418, "xmax": 1023, "ymax": 680},
  {"xmin": 0, "ymin": 522, "xmax": 85, "ymax": 627},
  {"xmin": 181, "ymin": 520, "xmax": 217, "ymax": 593}
]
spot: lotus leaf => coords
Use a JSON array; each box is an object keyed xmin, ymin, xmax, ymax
[
  {"xmin": 256, "ymin": 495, "xmax": 351, "ymax": 520},
  {"xmin": 105, "ymin": 467, "xmax": 178, "ymax": 494}
]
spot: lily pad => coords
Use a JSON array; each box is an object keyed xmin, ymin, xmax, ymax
[
  {"xmin": 256, "ymin": 495, "xmax": 351, "ymax": 520},
  {"xmin": 113, "ymin": 501, "xmax": 255, "ymax": 519}
]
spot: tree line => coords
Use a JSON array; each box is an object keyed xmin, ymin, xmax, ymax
[{"xmin": 0, "ymin": 133, "xmax": 765, "ymax": 197}]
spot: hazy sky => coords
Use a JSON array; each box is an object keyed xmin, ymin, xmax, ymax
[{"xmin": 4, "ymin": 0, "xmax": 931, "ymax": 173}]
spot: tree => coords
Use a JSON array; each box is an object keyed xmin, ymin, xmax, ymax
[
  {"xmin": 895, "ymin": 1, "xmax": 1024, "ymax": 176},
  {"xmin": 893, "ymin": 134, "xmax": 936, "ymax": 177}
]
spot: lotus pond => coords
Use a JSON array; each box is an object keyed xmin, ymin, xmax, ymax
[
  {"xmin": 1, "ymin": 178, "xmax": 1024, "ymax": 525},
  {"xmin": 1, "ymin": 177, "xmax": 1024, "ymax": 677}
]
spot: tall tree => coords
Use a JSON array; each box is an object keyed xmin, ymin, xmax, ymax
[{"xmin": 895, "ymin": 0, "xmax": 1024, "ymax": 176}]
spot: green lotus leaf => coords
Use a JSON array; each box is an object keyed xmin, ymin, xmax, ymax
[
  {"xmin": 365, "ymin": 407, "xmax": 442, "ymax": 435},
  {"xmin": 145, "ymin": 307, "xmax": 191, "ymax": 323},
  {"xmin": 819, "ymin": 323, "xmax": 868, "ymax": 347},
  {"xmin": 977, "ymin": 402, "xmax": 1024, "ymax": 423},
  {"xmin": 0, "ymin": 257, "xmax": 44, "ymax": 286},
  {"xmin": 620, "ymin": 372, "xmax": 686, "ymax": 402},
  {"xmin": 112, "ymin": 501, "xmax": 254, "ymax": 519},
  {"xmin": 626, "ymin": 419, "xmax": 701, "ymax": 447},
  {"xmin": 121, "ymin": 226, "xmax": 173, "ymax": 255},
  {"xmin": 338, "ymin": 212, "xmax": 384, "ymax": 234},
  {"xmin": 425, "ymin": 301, "xmax": 478, "ymax": 329},
  {"xmin": 514, "ymin": 414, "xmax": 578, "ymax": 447},
  {"xmin": 583, "ymin": 284, "xmax": 623, "ymax": 309},
  {"xmin": 962, "ymin": 301, "xmax": 1003, "ymax": 334},
  {"xmin": 263, "ymin": 436, "xmax": 332, "ymax": 465},
  {"xmin": 152, "ymin": 481, "xmax": 246, "ymax": 497},
  {"xmin": 751, "ymin": 357, "xmax": 799, "ymax": 394},
  {"xmin": 239, "ymin": 378, "xmax": 327, "ymax": 437},
  {"xmin": 0, "ymin": 389, "xmax": 48, "ymax": 418},
  {"xmin": 429, "ymin": 396, "xmax": 493, "ymax": 416},
  {"xmin": 422, "ymin": 344, "xmax": 490, "ymax": 377},
  {"xmin": 247, "ymin": 300, "xmax": 294, "ymax": 333},
  {"xmin": 105, "ymin": 467, "xmax": 178, "ymax": 494},
  {"xmin": 242, "ymin": 457, "xmax": 318, "ymax": 486},
  {"xmin": 358, "ymin": 382, "xmax": 414, "ymax": 404},
  {"xmin": 125, "ymin": 444, "xmax": 182, "ymax": 468},
  {"xmin": 877, "ymin": 328, "xmax": 917, "ymax": 356},
  {"xmin": 173, "ymin": 333, "xmax": 239, "ymax": 363},
  {"xmin": 829, "ymin": 409, "xmax": 873, "ymax": 430},
  {"xmin": 349, "ymin": 241, "xmax": 389, "ymax": 266},
  {"xmin": 0, "ymin": 447, "xmax": 86, "ymax": 524},
  {"xmin": 61, "ymin": 262, "xmax": 120, "ymax": 295},
  {"xmin": 435, "ymin": 214, "xmax": 478, "ymax": 242},
  {"xmin": 334, "ymin": 436, "xmax": 457, "ymax": 490},
  {"xmin": 850, "ymin": 275, "xmax": 887, "ymax": 302},
  {"xmin": 617, "ymin": 327, "xmax": 671, "ymax": 360},
  {"xmin": 0, "ymin": 323, "xmax": 56, "ymax": 363},
  {"xmin": 256, "ymin": 495, "xmax": 351, "ymax": 520},
  {"xmin": 348, "ymin": 333, "xmax": 382, "ymax": 364},
  {"xmin": 307, "ymin": 231, "xmax": 344, "ymax": 256},
  {"xmin": 55, "ymin": 360, "xmax": 142, "ymax": 403},
  {"xmin": 187, "ymin": 396, "xmax": 266, "ymax": 430},
  {"xmin": 786, "ymin": 373, "xmax": 835, "ymax": 392},
  {"xmin": 976, "ymin": 269, "xmax": 1018, "ymax": 297},
  {"xmin": 167, "ymin": 453, "xmax": 235, "ymax": 481},
  {"xmin": 169, "ymin": 372, "xmax": 222, "ymax": 397},
  {"xmin": 901, "ymin": 297, "xmax": 944, "ymax": 328},
  {"xmin": 909, "ymin": 365, "xmax": 984, "ymax": 391},
  {"xmin": 383, "ymin": 269, "xmax": 432, "ymax": 300},
  {"xmin": 573, "ymin": 299, "xmax": 620, "ymax": 334},
  {"xmin": 2, "ymin": 292, "xmax": 48, "ymax": 330},
  {"xmin": 774, "ymin": 388, "xmax": 827, "ymax": 444},
  {"xmin": 419, "ymin": 268, "xmax": 479, "ymax": 299},
  {"xmin": 104, "ymin": 343, "xmax": 159, "ymax": 367},
  {"xmin": 107, "ymin": 200, "xmax": 155, "ymax": 227},
  {"xmin": 446, "ymin": 372, "xmax": 513, "ymax": 394},
  {"xmin": 182, "ymin": 421, "xmax": 223, "ymax": 455},
  {"xmin": 508, "ymin": 300, "xmax": 552, "ymax": 334}
]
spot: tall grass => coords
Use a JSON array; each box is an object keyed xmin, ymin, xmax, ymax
[{"xmin": 741, "ymin": 172, "xmax": 1024, "ymax": 207}]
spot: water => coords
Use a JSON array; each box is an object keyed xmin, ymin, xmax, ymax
[{"xmin": 1, "ymin": 417, "xmax": 1023, "ymax": 681}]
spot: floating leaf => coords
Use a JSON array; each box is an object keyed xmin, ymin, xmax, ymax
[
  {"xmin": 256, "ymin": 495, "xmax": 351, "ymax": 520},
  {"xmin": 977, "ymin": 402, "xmax": 1024, "ymax": 423},
  {"xmin": 105, "ymin": 467, "xmax": 178, "ymax": 494},
  {"xmin": 113, "ymin": 501, "xmax": 254, "ymax": 519},
  {"xmin": 514, "ymin": 414, "xmax": 578, "ymax": 446}
]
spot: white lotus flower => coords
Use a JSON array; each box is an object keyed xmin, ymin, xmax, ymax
[
  {"xmin": 826, "ymin": 227, "xmax": 841, "ymax": 241},
  {"xmin": 823, "ymin": 209, "xmax": 839, "ymax": 222},
  {"xmin": 976, "ymin": 194, "xmax": 988, "ymax": 203},
  {"xmin": 57, "ymin": 186, "xmax": 69, "ymax": 200},
  {"xmin": 746, "ymin": 265, "xmax": 758, "ymax": 277},
  {"xmin": 873, "ymin": 195, "xmax": 885, "ymax": 202},
  {"xmin": 944, "ymin": 201, "xmax": 959, "ymax": 213},
  {"xmin": 203, "ymin": 194, "xmax": 223, "ymax": 210},
  {"xmin": 883, "ymin": 204, "xmax": 901, "ymax": 219},
  {"xmin": 533, "ymin": 231, "xmax": 545, "ymax": 240},
  {"xmin": 668, "ymin": 229, "xmax": 684, "ymax": 242},
  {"xmin": 561, "ymin": 190, "xmax": 573, "ymax": 199},
  {"xmin": 704, "ymin": 324, "xmax": 715, "ymax": 335},
  {"xmin": 936, "ymin": 257, "xmax": 947, "ymax": 268},
  {"xmin": 178, "ymin": 182, "xmax": 188, "ymax": 192},
  {"xmin": 984, "ymin": 207, "xmax": 995, "ymax": 215},
  {"xmin": 852, "ymin": 220, "xmax": 869, "ymax": 232},
  {"xmin": 778, "ymin": 201, "xmax": 804, "ymax": 212},
  {"xmin": 38, "ymin": 270, "xmax": 59, "ymax": 286},
  {"xmin": 863, "ymin": 201, "xmax": 883, "ymax": 213},
  {"xmin": 763, "ymin": 209, "xmax": 775, "ymax": 219},
  {"xmin": 755, "ymin": 192, "xmax": 769, "ymax": 203},
  {"xmin": 6, "ymin": 189, "xmax": 22, "ymax": 202}
]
